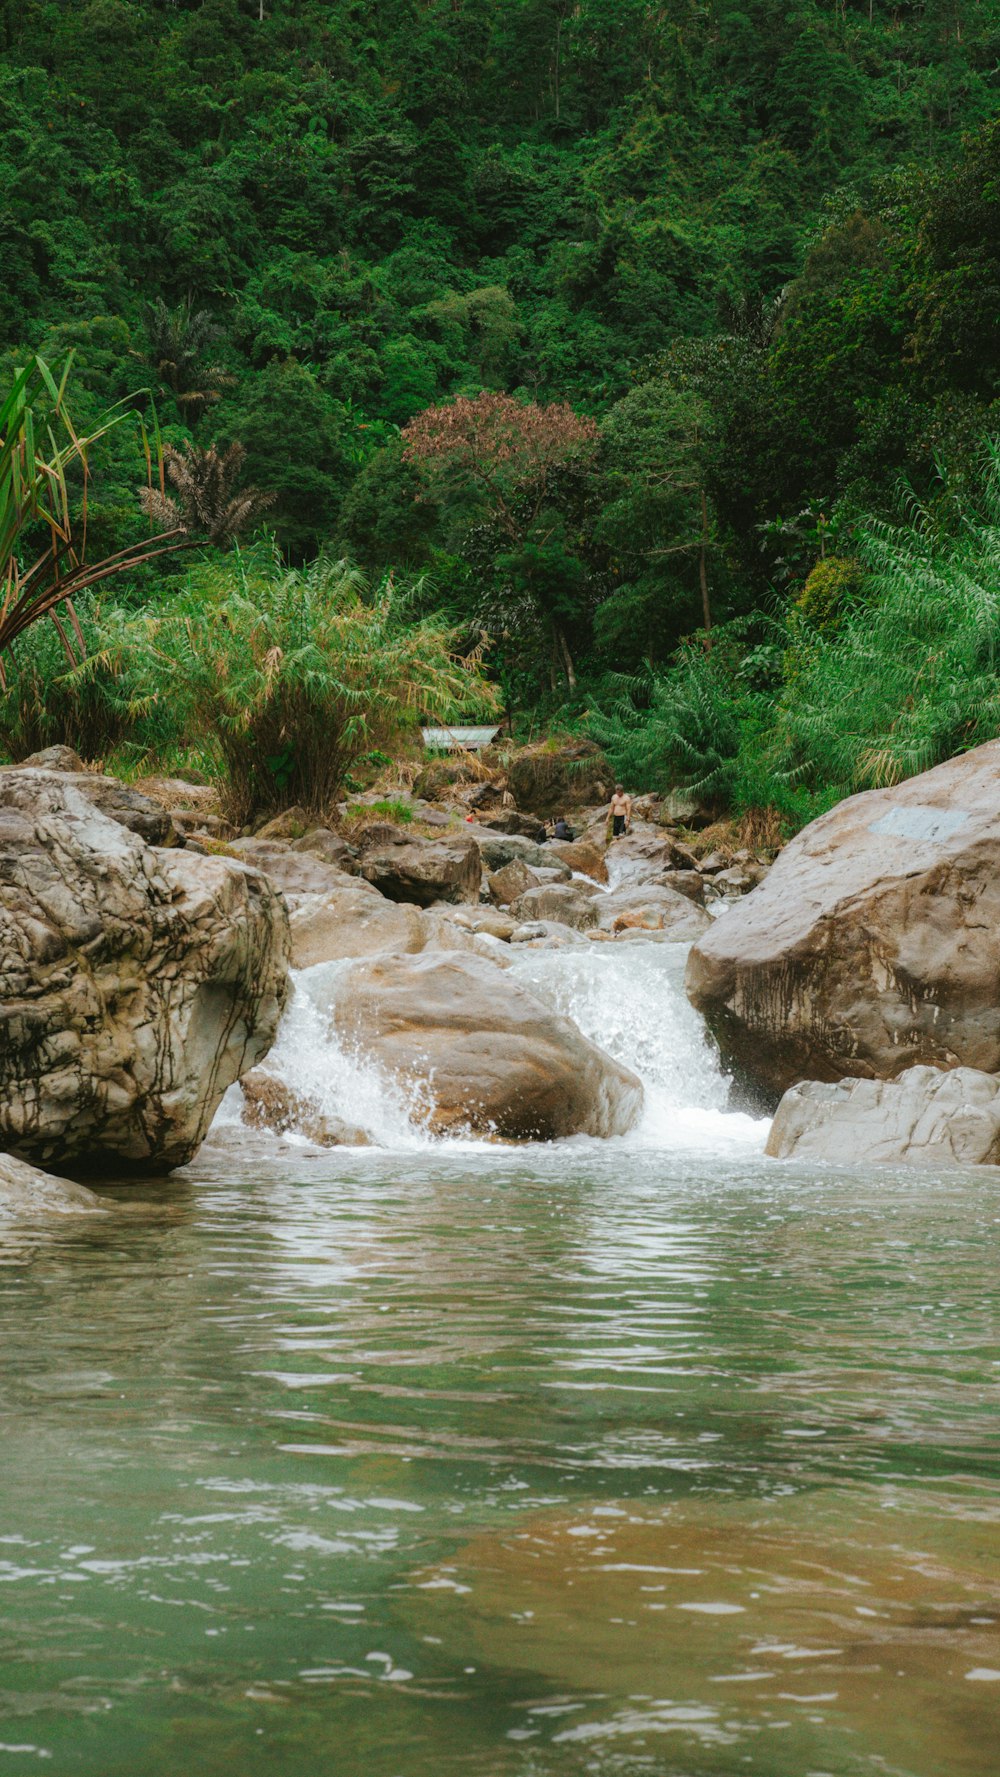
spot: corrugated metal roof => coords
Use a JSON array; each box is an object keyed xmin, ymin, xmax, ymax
[{"xmin": 421, "ymin": 725, "xmax": 501, "ymax": 752}]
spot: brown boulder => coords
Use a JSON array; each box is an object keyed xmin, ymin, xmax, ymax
[
  {"xmin": 547, "ymin": 838, "xmax": 608, "ymax": 883},
  {"xmin": 687, "ymin": 739, "xmax": 1000, "ymax": 1101},
  {"xmin": 597, "ymin": 883, "xmax": 711, "ymax": 939},
  {"xmin": 509, "ymin": 881, "xmax": 602, "ymax": 931},
  {"xmin": 360, "ymin": 836, "xmax": 481, "ymax": 907},
  {"xmin": 227, "ymin": 838, "xmax": 350, "ymax": 897},
  {"xmin": 330, "ymin": 952, "xmax": 642, "ymax": 1140},
  {"xmin": 240, "ymin": 1070, "xmax": 369, "ymax": 1146},
  {"xmin": 489, "ymin": 857, "xmax": 544, "ymax": 906},
  {"xmin": 289, "ymin": 828, "xmax": 359, "ymax": 871},
  {"xmin": 288, "ymin": 874, "xmax": 426, "ymax": 967},
  {"xmin": 606, "ymin": 829, "xmax": 696, "ymax": 887}
]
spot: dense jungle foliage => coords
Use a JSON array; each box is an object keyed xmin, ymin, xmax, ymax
[{"xmin": 2, "ymin": 0, "xmax": 1000, "ymax": 818}]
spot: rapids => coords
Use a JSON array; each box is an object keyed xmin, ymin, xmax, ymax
[{"xmin": 1, "ymin": 937, "xmax": 997, "ymax": 1777}]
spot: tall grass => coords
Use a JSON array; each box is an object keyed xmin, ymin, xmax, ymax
[
  {"xmin": 156, "ymin": 551, "xmax": 496, "ymax": 824},
  {"xmin": 591, "ymin": 444, "xmax": 1000, "ymax": 830}
]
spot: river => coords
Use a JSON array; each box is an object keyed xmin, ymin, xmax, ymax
[{"xmin": 1, "ymin": 943, "xmax": 998, "ymax": 1775}]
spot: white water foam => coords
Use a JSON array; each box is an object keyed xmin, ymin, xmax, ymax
[
  {"xmin": 507, "ymin": 943, "xmax": 765, "ymax": 1153},
  {"xmin": 215, "ymin": 937, "xmax": 767, "ymax": 1157}
]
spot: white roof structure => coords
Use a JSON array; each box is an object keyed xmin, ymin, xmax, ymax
[{"xmin": 421, "ymin": 724, "xmax": 501, "ymax": 753}]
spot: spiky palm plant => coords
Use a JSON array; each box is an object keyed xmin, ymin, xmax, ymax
[
  {"xmin": 140, "ymin": 441, "xmax": 273, "ymax": 548},
  {"xmin": 142, "ymin": 297, "xmax": 233, "ymax": 421}
]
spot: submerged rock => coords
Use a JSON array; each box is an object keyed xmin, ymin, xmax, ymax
[
  {"xmin": 766, "ymin": 1065, "xmax": 1000, "ymax": 1167},
  {"xmin": 687, "ymin": 739, "xmax": 1000, "ymax": 1100},
  {"xmin": 330, "ymin": 952, "xmax": 643, "ymax": 1140},
  {"xmin": 240, "ymin": 1071, "xmax": 369, "ymax": 1147},
  {"xmin": 0, "ymin": 768, "xmax": 289, "ymax": 1174},
  {"xmin": 0, "ymin": 1153, "xmax": 105, "ymax": 1217}
]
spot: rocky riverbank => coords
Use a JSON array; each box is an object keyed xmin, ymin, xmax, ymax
[
  {"xmin": 0, "ymin": 746, "xmax": 773, "ymax": 1202},
  {"xmin": 688, "ymin": 737, "xmax": 1000, "ymax": 1169}
]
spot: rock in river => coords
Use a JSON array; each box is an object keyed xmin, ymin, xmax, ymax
[
  {"xmin": 687, "ymin": 739, "xmax": 1000, "ymax": 1101},
  {"xmin": 360, "ymin": 835, "xmax": 481, "ymax": 907},
  {"xmin": 330, "ymin": 952, "xmax": 643, "ymax": 1140},
  {"xmin": 766, "ymin": 1065, "xmax": 1000, "ymax": 1168},
  {"xmin": 288, "ymin": 873, "xmax": 426, "ymax": 966},
  {"xmin": 0, "ymin": 767, "xmax": 290, "ymax": 1174},
  {"xmin": 0, "ymin": 1153, "xmax": 105, "ymax": 1217}
]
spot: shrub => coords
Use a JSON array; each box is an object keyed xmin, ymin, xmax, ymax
[
  {"xmin": 157, "ymin": 552, "xmax": 496, "ymax": 825},
  {"xmin": 794, "ymin": 554, "xmax": 865, "ymax": 630},
  {"xmin": 0, "ymin": 595, "xmax": 179, "ymax": 763}
]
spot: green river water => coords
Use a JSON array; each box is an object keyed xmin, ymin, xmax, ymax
[{"xmin": 1, "ymin": 948, "xmax": 998, "ymax": 1776}]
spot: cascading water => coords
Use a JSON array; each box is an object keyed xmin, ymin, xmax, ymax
[
  {"xmin": 507, "ymin": 944, "xmax": 764, "ymax": 1150},
  {"xmin": 216, "ymin": 940, "xmax": 766, "ymax": 1155}
]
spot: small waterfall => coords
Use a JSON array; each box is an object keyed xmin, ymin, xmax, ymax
[
  {"xmin": 214, "ymin": 960, "xmax": 438, "ymax": 1151},
  {"xmin": 506, "ymin": 944, "xmax": 762, "ymax": 1150},
  {"xmin": 215, "ymin": 944, "xmax": 765, "ymax": 1155}
]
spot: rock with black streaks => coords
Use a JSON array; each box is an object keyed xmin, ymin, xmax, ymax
[{"xmin": 0, "ymin": 768, "xmax": 290, "ymax": 1174}]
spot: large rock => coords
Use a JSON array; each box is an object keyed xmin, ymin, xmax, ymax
[
  {"xmin": 546, "ymin": 838, "xmax": 609, "ymax": 884},
  {"xmin": 606, "ymin": 829, "xmax": 697, "ymax": 887},
  {"xmin": 226, "ymin": 838, "xmax": 350, "ymax": 897},
  {"xmin": 330, "ymin": 952, "xmax": 643, "ymax": 1140},
  {"xmin": 597, "ymin": 882, "xmax": 711, "ymax": 940},
  {"xmin": 0, "ymin": 761, "xmax": 175, "ymax": 845},
  {"xmin": 360, "ymin": 836, "xmax": 481, "ymax": 907},
  {"xmin": 483, "ymin": 810, "xmax": 547, "ymax": 841},
  {"xmin": 488, "ymin": 857, "xmax": 548, "ymax": 906},
  {"xmin": 289, "ymin": 829, "xmax": 359, "ymax": 871},
  {"xmin": 509, "ymin": 881, "xmax": 602, "ymax": 930},
  {"xmin": 0, "ymin": 769, "xmax": 289, "ymax": 1174},
  {"xmin": 419, "ymin": 906, "xmax": 513, "ymax": 968},
  {"xmin": 766, "ymin": 1066, "xmax": 1000, "ymax": 1168},
  {"xmin": 469, "ymin": 829, "xmax": 568, "ymax": 874},
  {"xmin": 687, "ymin": 741, "xmax": 1000, "ymax": 1100},
  {"xmin": 0, "ymin": 1153, "xmax": 105, "ymax": 1217},
  {"xmin": 288, "ymin": 874, "xmax": 426, "ymax": 966}
]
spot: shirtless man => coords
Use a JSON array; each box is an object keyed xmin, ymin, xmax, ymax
[{"xmin": 608, "ymin": 783, "xmax": 632, "ymax": 839}]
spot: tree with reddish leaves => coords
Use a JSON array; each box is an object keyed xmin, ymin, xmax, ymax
[{"xmin": 401, "ymin": 393, "xmax": 599, "ymax": 692}]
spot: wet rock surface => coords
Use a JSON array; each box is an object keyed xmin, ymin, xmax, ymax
[
  {"xmin": 239, "ymin": 1070, "xmax": 370, "ymax": 1147},
  {"xmin": 330, "ymin": 951, "xmax": 643, "ymax": 1140},
  {"xmin": 598, "ymin": 882, "xmax": 711, "ymax": 939},
  {"xmin": 0, "ymin": 1153, "xmax": 105, "ymax": 1217},
  {"xmin": 687, "ymin": 739, "xmax": 1000, "ymax": 1099}
]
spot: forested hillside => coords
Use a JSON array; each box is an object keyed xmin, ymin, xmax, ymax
[{"xmin": 3, "ymin": 0, "xmax": 1000, "ymax": 819}]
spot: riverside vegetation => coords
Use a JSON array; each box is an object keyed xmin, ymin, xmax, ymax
[{"xmin": 2, "ymin": 0, "xmax": 1000, "ymax": 828}]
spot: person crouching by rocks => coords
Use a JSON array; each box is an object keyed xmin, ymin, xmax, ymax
[
  {"xmin": 608, "ymin": 784, "xmax": 632, "ymax": 840},
  {"xmin": 553, "ymin": 815, "xmax": 575, "ymax": 842}
]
